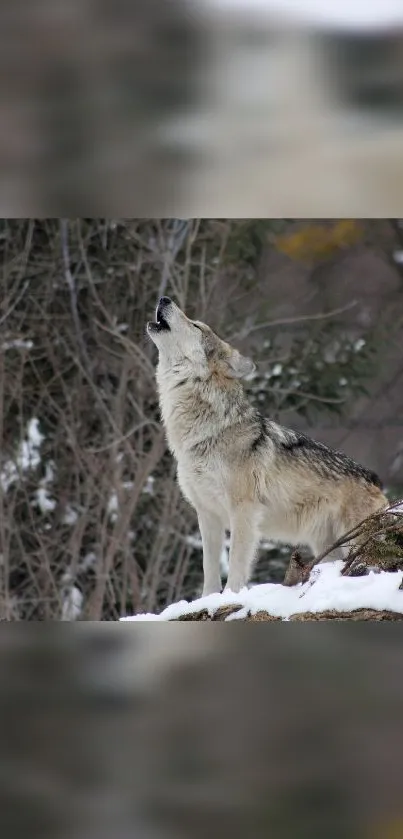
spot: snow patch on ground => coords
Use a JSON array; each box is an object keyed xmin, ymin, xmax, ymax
[
  {"xmin": 121, "ymin": 561, "xmax": 403, "ymax": 621},
  {"xmin": 389, "ymin": 501, "xmax": 403, "ymax": 513}
]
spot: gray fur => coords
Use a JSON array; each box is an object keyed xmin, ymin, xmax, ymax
[{"xmin": 148, "ymin": 298, "xmax": 387, "ymax": 594}]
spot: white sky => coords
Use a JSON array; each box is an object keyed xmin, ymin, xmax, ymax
[{"xmin": 202, "ymin": 0, "xmax": 403, "ymax": 31}]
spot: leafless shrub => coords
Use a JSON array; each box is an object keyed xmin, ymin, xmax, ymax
[{"xmin": 0, "ymin": 219, "xmax": 384, "ymax": 619}]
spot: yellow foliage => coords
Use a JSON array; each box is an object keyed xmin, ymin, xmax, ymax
[
  {"xmin": 369, "ymin": 818, "xmax": 403, "ymax": 839},
  {"xmin": 274, "ymin": 220, "xmax": 363, "ymax": 263}
]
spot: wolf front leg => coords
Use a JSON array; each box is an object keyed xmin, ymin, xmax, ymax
[
  {"xmin": 198, "ymin": 509, "xmax": 225, "ymax": 596},
  {"xmin": 225, "ymin": 504, "xmax": 260, "ymax": 593}
]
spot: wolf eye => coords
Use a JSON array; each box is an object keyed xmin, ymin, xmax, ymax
[{"xmin": 192, "ymin": 323, "xmax": 202, "ymax": 331}]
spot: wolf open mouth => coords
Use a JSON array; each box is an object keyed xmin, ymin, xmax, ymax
[
  {"xmin": 148, "ymin": 302, "xmax": 171, "ymax": 333},
  {"xmin": 152, "ymin": 314, "xmax": 170, "ymax": 332}
]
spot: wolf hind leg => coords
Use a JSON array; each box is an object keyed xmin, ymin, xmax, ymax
[
  {"xmin": 312, "ymin": 522, "xmax": 348, "ymax": 563},
  {"xmin": 316, "ymin": 543, "xmax": 348, "ymax": 563}
]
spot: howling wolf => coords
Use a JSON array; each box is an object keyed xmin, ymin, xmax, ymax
[{"xmin": 147, "ymin": 297, "xmax": 387, "ymax": 594}]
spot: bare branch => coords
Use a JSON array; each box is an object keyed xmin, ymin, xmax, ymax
[{"xmin": 227, "ymin": 300, "xmax": 358, "ymax": 342}]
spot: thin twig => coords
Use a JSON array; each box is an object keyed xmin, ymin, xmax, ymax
[
  {"xmin": 85, "ymin": 419, "xmax": 160, "ymax": 453},
  {"xmin": 95, "ymin": 319, "xmax": 156, "ymax": 379},
  {"xmin": 304, "ymin": 499, "xmax": 403, "ymax": 578},
  {"xmin": 270, "ymin": 388, "xmax": 347, "ymax": 405},
  {"xmin": 60, "ymin": 219, "xmax": 91, "ymax": 369},
  {"xmin": 158, "ymin": 219, "xmax": 190, "ymax": 300},
  {"xmin": 227, "ymin": 300, "xmax": 358, "ymax": 341},
  {"xmin": 0, "ymin": 279, "xmax": 30, "ymax": 327}
]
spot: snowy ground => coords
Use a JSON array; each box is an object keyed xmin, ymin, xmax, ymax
[{"xmin": 121, "ymin": 560, "xmax": 403, "ymax": 621}]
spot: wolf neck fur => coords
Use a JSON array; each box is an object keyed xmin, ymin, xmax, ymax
[{"xmin": 157, "ymin": 364, "xmax": 255, "ymax": 456}]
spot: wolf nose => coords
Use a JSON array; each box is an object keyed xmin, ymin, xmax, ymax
[{"xmin": 159, "ymin": 296, "xmax": 171, "ymax": 309}]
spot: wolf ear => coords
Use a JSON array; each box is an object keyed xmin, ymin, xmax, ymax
[{"xmin": 226, "ymin": 350, "xmax": 256, "ymax": 379}]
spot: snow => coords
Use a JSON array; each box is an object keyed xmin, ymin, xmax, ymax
[
  {"xmin": 33, "ymin": 461, "xmax": 56, "ymax": 513},
  {"xmin": 2, "ymin": 339, "xmax": 34, "ymax": 351},
  {"xmin": 271, "ymin": 364, "xmax": 283, "ymax": 377},
  {"xmin": 80, "ymin": 552, "xmax": 97, "ymax": 571},
  {"xmin": 185, "ymin": 533, "xmax": 203, "ymax": 549},
  {"xmin": 1, "ymin": 461, "xmax": 18, "ymax": 492},
  {"xmin": 107, "ymin": 491, "xmax": 119, "ymax": 522},
  {"xmin": 120, "ymin": 561, "xmax": 403, "ymax": 621},
  {"xmin": 106, "ymin": 481, "xmax": 137, "ymax": 521},
  {"xmin": 1, "ymin": 417, "xmax": 44, "ymax": 491},
  {"xmin": 390, "ymin": 501, "xmax": 403, "ymax": 513},
  {"xmin": 61, "ymin": 585, "xmax": 83, "ymax": 621},
  {"xmin": 393, "ymin": 250, "xmax": 403, "ymax": 264},
  {"xmin": 142, "ymin": 476, "xmax": 155, "ymax": 495},
  {"xmin": 34, "ymin": 487, "xmax": 56, "ymax": 513},
  {"xmin": 62, "ymin": 505, "xmax": 79, "ymax": 525},
  {"xmin": 20, "ymin": 419, "xmax": 44, "ymax": 468}
]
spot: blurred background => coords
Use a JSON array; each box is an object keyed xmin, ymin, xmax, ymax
[
  {"xmin": 1, "ymin": 217, "xmax": 403, "ymax": 619},
  {"xmin": 2, "ymin": 0, "xmax": 403, "ymax": 214},
  {"xmin": 1, "ymin": 627, "xmax": 403, "ymax": 839}
]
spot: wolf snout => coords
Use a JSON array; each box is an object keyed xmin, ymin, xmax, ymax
[
  {"xmin": 156, "ymin": 296, "xmax": 172, "ymax": 323},
  {"xmin": 158, "ymin": 296, "xmax": 172, "ymax": 312}
]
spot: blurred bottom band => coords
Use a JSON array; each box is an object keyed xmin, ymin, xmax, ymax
[{"xmin": 0, "ymin": 628, "xmax": 402, "ymax": 839}]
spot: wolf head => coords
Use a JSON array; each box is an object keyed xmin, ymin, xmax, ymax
[{"xmin": 147, "ymin": 297, "xmax": 255, "ymax": 380}]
